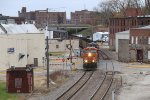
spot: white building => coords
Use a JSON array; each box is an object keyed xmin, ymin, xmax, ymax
[
  {"xmin": 93, "ymin": 32, "xmax": 109, "ymax": 42},
  {"xmin": 0, "ymin": 24, "xmax": 45, "ymax": 69},
  {"xmin": 49, "ymin": 39, "xmax": 79, "ymax": 55},
  {"xmin": 115, "ymin": 30, "xmax": 129, "ymax": 52}
]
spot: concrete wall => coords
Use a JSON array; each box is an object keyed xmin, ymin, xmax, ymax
[
  {"xmin": 115, "ymin": 31, "xmax": 129, "ymax": 52},
  {"xmin": 0, "ymin": 35, "xmax": 27, "ymax": 68},
  {"xmin": 129, "ymin": 49, "xmax": 137, "ymax": 62},
  {"xmin": 0, "ymin": 33, "xmax": 45, "ymax": 69},
  {"xmin": 49, "ymin": 39, "xmax": 79, "ymax": 53},
  {"xmin": 118, "ymin": 39, "xmax": 129, "ymax": 62},
  {"xmin": 26, "ymin": 34, "xmax": 45, "ymax": 66}
]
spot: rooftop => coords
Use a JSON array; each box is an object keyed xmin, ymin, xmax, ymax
[{"xmin": 0, "ymin": 24, "xmax": 40, "ymax": 34}]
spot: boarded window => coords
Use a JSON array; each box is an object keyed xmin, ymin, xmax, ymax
[
  {"xmin": 148, "ymin": 51, "xmax": 150, "ymax": 60},
  {"xmin": 136, "ymin": 36, "xmax": 138, "ymax": 44},
  {"xmin": 148, "ymin": 37, "xmax": 150, "ymax": 44},
  {"xmin": 15, "ymin": 78, "xmax": 22, "ymax": 88},
  {"xmin": 131, "ymin": 36, "xmax": 134, "ymax": 44},
  {"xmin": 56, "ymin": 45, "xmax": 59, "ymax": 49}
]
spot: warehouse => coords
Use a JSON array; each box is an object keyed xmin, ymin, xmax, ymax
[{"xmin": 0, "ymin": 24, "xmax": 45, "ymax": 69}]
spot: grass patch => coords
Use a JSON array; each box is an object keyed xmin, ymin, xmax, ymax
[
  {"xmin": 0, "ymin": 81, "xmax": 17, "ymax": 100},
  {"xmin": 49, "ymin": 52, "xmax": 65, "ymax": 56},
  {"xmin": 78, "ymin": 27, "xmax": 92, "ymax": 36}
]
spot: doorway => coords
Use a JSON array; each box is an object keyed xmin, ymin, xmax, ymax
[
  {"xmin": 137, "ymin": 50, "xmax": 143, "ymax": 62},
  {"xmin": 34, "ymin": 58, "xmax": 38, "ymax": 66}
]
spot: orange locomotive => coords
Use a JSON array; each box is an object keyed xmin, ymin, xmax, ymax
[{"xmin": 82, "ymin": 47, "xmax": 99, "ymax": 70}]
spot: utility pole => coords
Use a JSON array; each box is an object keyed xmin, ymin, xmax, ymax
[
  {"xmin": 46, "ymin": 36, "xmax": 49, "ymax": 88},
  {"xmin": 70, "ymin": 37, "xmax": 72, "ymax": 63}
]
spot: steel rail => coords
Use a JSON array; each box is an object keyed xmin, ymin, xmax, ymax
[
  {"xmin": 90, "ymin": 73, "xmax": 113, "ymax": 100},
  {"xmin": 90, "ymin": 61, "xmax": 114, "ymax": 100},
  {"xmin": 99, "ymin": 49, "xmax": 110, "ymax": 60},
  {"xmin": 90, "ymin": 72, "xmax": 107, "ymax": 100},
  {"xmin": 56, "ymin": 71, "xmax": 93, "ymax": 100}
]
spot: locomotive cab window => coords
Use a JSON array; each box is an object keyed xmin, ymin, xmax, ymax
[{"xmin": 83, "ymin": 50, "xmax": 97, "ymax": 53}]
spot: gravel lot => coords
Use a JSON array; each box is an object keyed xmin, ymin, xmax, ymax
[
  {"xmin": 28, "ymin": 70, "xmax": 84, "ymax": 100},
  {"xmin": 98, "ymin": 48, "xmax": 150, "ymax": 100}
]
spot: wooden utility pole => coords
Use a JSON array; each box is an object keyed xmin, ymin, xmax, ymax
[
  {"xmin": 46, "ymin": 36, "xmax": 49, "ymax": 88},
  {"xmin": 70, "ymin": 37, "xmax": 72, "ymax": 63}
]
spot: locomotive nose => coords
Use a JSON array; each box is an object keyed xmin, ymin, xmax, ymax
[{"xmin": 88, "ymin": 53, "xmax": 92, "ymax": 57}]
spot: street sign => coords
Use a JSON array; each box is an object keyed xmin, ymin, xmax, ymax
[{"xmin": 62, "ymin": 58, "xmax": 65, "ymax": 62}]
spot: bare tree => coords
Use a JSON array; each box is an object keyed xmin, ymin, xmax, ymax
[
  {"xmin": 94, "ymin": 1, "xmax": 115, "ymax": 26},
  {"xmin": 145, "ymin": 0, "xmax": 150, "ymax": 14},
  {"xmin": 94, "ymin": 0, "xmax": 145, "ymax": 26}
]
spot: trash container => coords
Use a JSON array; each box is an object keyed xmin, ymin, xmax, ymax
[{"xmin": 6, "ymin": 67, "xmax": 34, "ymax": 93}]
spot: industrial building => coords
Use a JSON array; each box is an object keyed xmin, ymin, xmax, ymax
[
  {"xmin": 71, "ymin": 10, "xmax": 100, "ymax": 25},
  {"xmin": 18, "ymin": 7, "xmax": 66, "ymax": 28},
  {"xmin": 130, "ymin": 26, "xmax": 150, "ymax": 63},
  {"xmin": 0, "ymin": 24, "xmax": 45, "ymax": 69},
  {"xmin": 109, "ymin": 16, "xmax": 150, "ymax": 50},
  {"xmin": 93, "ymin": 32, "xmax": 109, "ymax": 42},
  {"xmin": 115, "ymin": 25, "xmax": 150, "ymax": 63}
]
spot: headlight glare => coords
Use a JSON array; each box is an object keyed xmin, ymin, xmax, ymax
[
  {"xmin": 84, "ymin": 60, "xmax": 88, "ymax": 63},
  {"xmin": 88, "ymin": 53, "xmax": 92, "ymax": 57}
]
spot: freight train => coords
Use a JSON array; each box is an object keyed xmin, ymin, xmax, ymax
[{"xmin": 82, "ymin": 46, "xmax": 99, "ymax": 70}]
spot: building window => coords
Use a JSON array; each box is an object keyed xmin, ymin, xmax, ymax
[
  {"xmin": 148, "ymin": 51, "xmax": 150, "ymax": 60},
  {"xmin": 136, "ymin": 36, "xmax": 138, "ymax": 44},
  {"xmin": 148, "ymin": 37, "xmax": 150, "ymax": 44},
  {"xmin": 139, "ymin": 36, "xmax": 142, "ymax": 44},
  {"xmin": 56, "ymin": 45, "xmax": 59, "ymax": 49},
  {"xmin": 131, "ymin": 36, "xmax": 134, "ymax": 44},
  {"xmin": 145, "ymin": 36, "xmax": 148, "ymax": 44}
]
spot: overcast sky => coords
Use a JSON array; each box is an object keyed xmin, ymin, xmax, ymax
[{"xmin": 0, "ymin": 0, "xmax": 103, "ymax": 19}]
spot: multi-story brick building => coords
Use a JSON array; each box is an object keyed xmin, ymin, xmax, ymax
[
  {"xmin": 109, "ymin": 17, "xmax": 150, "ymax": 50},
  {"xmin": 71, "ymin": 10, "xmax": 100, "ymax": 25},
  {"xmin": 18, "ymin": 7, "xmax": 66, "ymax": 28}
]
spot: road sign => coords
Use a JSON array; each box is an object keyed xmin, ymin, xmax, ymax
[{"xmin": 62, "ymin": 58, "xmax": 65, "ymax": 62}]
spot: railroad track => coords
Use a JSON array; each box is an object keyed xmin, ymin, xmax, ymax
[
  {"xmin": 90, "ymin": 71, "xmax": 113, "ymax": 100},
  {"xmin": 56, "ymin": 71, "xmax": 93, "ymax": 100},
  {"xmin": 99, "ymin": 49, "xmax": 110, "ymax": 60},
  {"xmin": 70, "ymin": 70, "xmax": 105, "ymax": 100}
]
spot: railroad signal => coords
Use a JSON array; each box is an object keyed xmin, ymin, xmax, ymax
[{"xmin": 62, "ymin": 58, "xmax": 65, "ymax": 62}]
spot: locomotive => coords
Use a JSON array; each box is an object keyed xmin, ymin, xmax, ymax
[{"xmin": 82, "ymin": 46, "xmax": 99, "ymax": 70}]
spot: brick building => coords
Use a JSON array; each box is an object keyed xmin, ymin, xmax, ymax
[
  {"xmin": 71, "ymin": 10, "xmax": 100, "ymax": 25},
  {"xmin": 18, "ymin": 7, "xmax": 66, "ymax": 28},
  {"xmin": 109, "ymin": 17, "xmax": 150, "ymax": 50},
  {"xmin": 9, "ymin": 17, "xmax": 25, "ymax": 24},
  {"xmin": 130, "ymin": 26, "xmax": 150, "ymax": 63},
  {"xmin": 0, "ymin": 14, "xmax": 25, "ymax": 24},
  {"xmin": 125, "ymin": 8, "xmax": 143, "ymax": 17},
  {"xmin": 115, "ymin": 26, "xmax": 150, "ymax": 63}
]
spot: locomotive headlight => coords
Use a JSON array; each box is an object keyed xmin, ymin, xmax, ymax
[
  {"xmin": 92, "ymin": 60, "xmax": 95, "ymax": 62},
  {"xmin": 84, "ymin": 60, "xmax": 88, "ymax": 63},
  {"xmin": 88, "ymin": 53, "xmax": 92, "ymax": 57}
]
